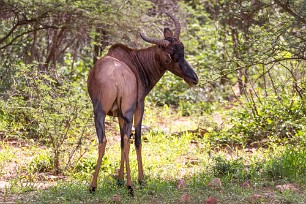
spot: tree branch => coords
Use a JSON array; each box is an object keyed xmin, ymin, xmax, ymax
[
  {"xmin": 203, "ymin": 57, "xmax": 304, "ymax": 86},
  {"xmin": 0, "ymin": 25, "xmax": 59, "ymax": 50},
  {"xmin": 0, "ymin": 9, "xmax": 51, "ymax": 46},
  {"xmin": 274, "ymin": 0, "xmax": 306, "ymax": 25}
]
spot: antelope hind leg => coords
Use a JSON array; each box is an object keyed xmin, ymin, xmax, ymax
[{"xmin": 90, "ymin": 140, "xmax": 107, "ymax": 192}]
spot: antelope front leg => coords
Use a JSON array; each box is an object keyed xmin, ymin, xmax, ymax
[
  {"xmin": 123, "ymin": 134, "xmax": 133, "ymax": 196},
  {"xmin": 119, "ymin": 114, "xmax": 134, "ymax": 196},
  {"xmin": 135, "ymin": 125, "xmax": 144, "ymax": 185},
  {"xmin": 136, "ymin": 143, "xmax": 144, "ymax": 185},
  {"xmin": 116, "ymin": 118, "xmax": 126, "ymax": 186},
  {"xmin": 134, "ymin": 102, "xmax": 145, "ymax": 185},
  {"xmin": 116, "ymin": 145, "xmax": 125, "ymax": 186}
]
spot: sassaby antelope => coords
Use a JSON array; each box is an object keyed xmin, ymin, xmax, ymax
[{"xmin": 87, "ymin": 12, "xmax": 198, "ymax": 196}]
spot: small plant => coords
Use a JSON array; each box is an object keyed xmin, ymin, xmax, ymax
[
  {"xmin": 226, "ymin": 92, "xmax": 306, "ymax": 144},
  {"xmin": 0, "ymin": 143, "xmax": 15, "ymax": 172},
  {"xmin": 74, "ymin": 156, "xmax": 96, "ymax": 174},
  {"xmin": 3, "ymin": 63, "xmax": 93, "ymax": 175},
  {"xmin": 264, "ymin": 145, "xmax": 306, "ymax": 181},
  {"xmin": 148, "ymin": 72, "xmax": 189, "ymax": 106},
  {"xmin": 29, "ymin": 152, "xmax": 53, "ymax": 173},
  {"xmin": 213, "ymin": 156, "xmax": 244, "ymax": 179}
]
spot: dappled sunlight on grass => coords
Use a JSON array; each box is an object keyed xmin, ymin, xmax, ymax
[{"xmin": 0, "ymin": 105, "xmax": 305, "ymax": 203}]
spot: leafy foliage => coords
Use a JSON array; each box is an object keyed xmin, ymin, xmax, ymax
[
  {"xmin": 0, "ymin": 0, "xmax": 305, "ymax": 191},
  {"xmin": 29, "ymin": 151, "xmax": 53, "ymax": 173},
  {"xmin": 228, "ymin": 92, "xmax": 306, "ymax": 143},
  {"xmin": 2, "ymin": 63, "xmax": 93, "ymax": 174},
  {"xmin": 264, "ymin": 145, "xmax": 306, "ymax": 181}
]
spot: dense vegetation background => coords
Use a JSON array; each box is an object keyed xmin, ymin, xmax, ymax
[{"xmin": 0, "ymin": 0, "xmax": 305, "ymax": 203}]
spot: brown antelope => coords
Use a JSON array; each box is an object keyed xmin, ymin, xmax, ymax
[{"xmin": 87, "ymin": 12, "xmax": 198, "ymax": 196}]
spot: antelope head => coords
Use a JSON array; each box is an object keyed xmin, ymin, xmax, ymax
[{"xmin": 140, "ymin": 12, "xmax": 198, "ymax": 86}]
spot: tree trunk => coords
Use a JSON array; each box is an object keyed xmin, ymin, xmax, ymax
[
  {"xmin": 93, "ymin": 27, "xmax": 109, "ymax": 65},
  {"xmin": 53, "ymin": 150, "xmax": 60, "ymax": 175}
]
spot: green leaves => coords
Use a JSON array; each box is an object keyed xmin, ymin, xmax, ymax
[
  {"xmin": 1, "ymin": 62, "xmax": 93, "ymax": 174},
  {"xmin": 227, "ymin": 91, "xmax": 306, "ymax": 144}
]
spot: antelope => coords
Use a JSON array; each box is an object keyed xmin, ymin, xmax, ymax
[{"xmin": 87, "ymin": 12, "xmax": 198, "ymax": 196}]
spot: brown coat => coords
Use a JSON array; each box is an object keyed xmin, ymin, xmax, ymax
[{"xmin": 87, "ymin": 13, "xmax": 198, "ymax": 196}]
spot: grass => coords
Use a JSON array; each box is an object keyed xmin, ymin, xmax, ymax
[
  {"xmin": 0, "ymin": 142, "xmax": 15, "ymax": 170},
  {"xmin": 0, "ymin": 105, "xmax": 306, "ymax": 203}
]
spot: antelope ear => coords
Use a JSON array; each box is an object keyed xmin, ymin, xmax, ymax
[{"xmin": 164, "ymin": 28, "xmax": 173, "ymax": 38}]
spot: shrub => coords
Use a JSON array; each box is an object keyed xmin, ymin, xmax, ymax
[
  {"xmin": 29, "ymin": 151, "xmax": 53, "ymax": 173},
  {"xmin": 2, "ymin": 63, "xmax": 93, "ymax": 174},
  {"xmin": 148, "ymin": 73, "xmax": 189, "ymax": 106},
  {"xmin": 213, "ymin": 156, "xmax": 248, "ymax": 181},
  {"xmin": 264, "ymin": 145, "xmax": 306, "ymax": 181},
  {"xmin": 227, "ymin": 93, "xmax": 306, "ymax": 144}
]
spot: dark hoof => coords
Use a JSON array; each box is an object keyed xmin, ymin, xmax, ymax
[
  {"xmin": 128, "ymin": 186, "xmax": 134, "ymax": 197},
  {"xmin": 89, "ymin": 186, "xmax": 96, "ymax": 193}
]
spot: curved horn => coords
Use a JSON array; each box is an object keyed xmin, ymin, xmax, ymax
[
  {"xmin": 140, "ymin": 32, "xmax": 169, "ymax": 47},
  {"xmin": 165, "ymin": 12, "xmax": 181, "ymax": 39}
]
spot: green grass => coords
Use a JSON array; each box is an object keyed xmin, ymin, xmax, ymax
[
  {"xmin": 0, "ymin": 143, "xmax": 15, "ymax": 168},
  {"xmin": 20, "ymin": 174, "xmax": 306, "ymax": 204},
  {"xmin": 1, "ymin": 105, "xmax": 306, "ymax": 203}
]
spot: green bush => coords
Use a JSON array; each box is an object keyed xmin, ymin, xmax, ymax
[
  {"xmin": 29, "ymin": 152, "xmax": 53, "ymax": 173},
  {"xmin": 213, "ymin": 156, "xmax": 249, "ymax": 181},
  {"xmin": 227, "ymin": 93, "xmax": 306, "ymax": 144},
  {"xmin": 74, "ymin": 155, "xmax": 113, "ymax": 176},
  {"xmin": 1, "ymin": 63, "xmax": 93, "ymax": 174},
  {"xmin": 212, "ymin": 144, "xmax": 306, "ymax": 182},
  {"xmin": 264, "ymin": 145, "xmax": 306, "ymax": 181},
  {"xmin": 74, "ymin": 156, "xmax": 96, "ymax": 174},
  {"xmin": 148, "ymin": 73, "xmax": 189, "ymax": 106}
]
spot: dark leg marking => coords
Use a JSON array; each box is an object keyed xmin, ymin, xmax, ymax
[
  {"xmin": 90, "ymin": 99, "xmax": 107, "ymax": 193},
  {"xmin": 128, "ymin": 186, "xmax": 134, "ymax": 197},
  {"xmin": 89, "ymin": 186, "xmax": 96, "ymax": 193},
  {"xmin": 93, "ymin": 99, "xmax": 105, "ymax": 143}
]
